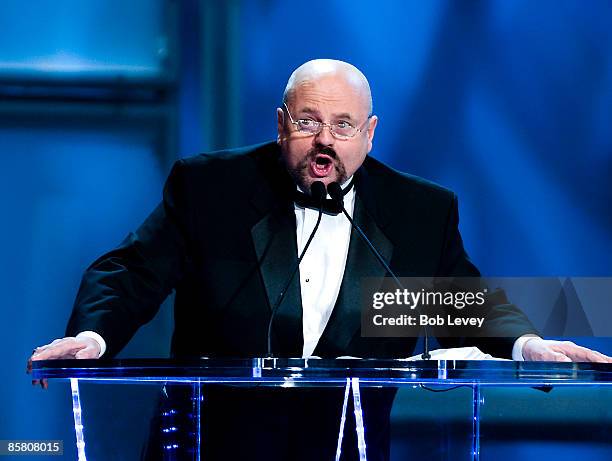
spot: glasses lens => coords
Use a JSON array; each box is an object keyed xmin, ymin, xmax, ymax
[
  {"xmin": 297, "ymin": 120, "xmax": 320, "ymax": 134},
  {"xmin": 332, "ymin": 125, "xmax": 356, "ymax": 138}
]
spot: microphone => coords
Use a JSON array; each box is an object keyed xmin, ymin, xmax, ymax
[
  {"xmin": 266, "ymin": 181, "xmax": 327, "ymax": 357},
  {"xmin": 328, "ymin": 182, "xmax": 432, "ymax": 360}
]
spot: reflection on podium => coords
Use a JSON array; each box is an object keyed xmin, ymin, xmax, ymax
[{"xmin": 33, "ymin": 358, "xmax": 612, "ymax": 460}]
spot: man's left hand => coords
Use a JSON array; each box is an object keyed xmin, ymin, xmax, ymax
[{"xmin": 522, "ymin": 338, "xmax": 612, "ymax": 363}]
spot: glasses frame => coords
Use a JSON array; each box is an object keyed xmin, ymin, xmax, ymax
[{"xmin": 283, "ymin": 102, "xmax": 371, "ymax": 140}]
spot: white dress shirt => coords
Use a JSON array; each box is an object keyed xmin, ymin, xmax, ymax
[{"xmin": 294, "ymin": 180, "xmax": 356, "ymax": 358}]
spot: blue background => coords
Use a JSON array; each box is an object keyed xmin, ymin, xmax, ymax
[{"xmin": 1, "ymin": 1, "xmax": 610, "ymax": 459}]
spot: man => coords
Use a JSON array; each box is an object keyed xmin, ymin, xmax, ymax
[{"xmin": 30, "ymin": 59, "xmax": 611, "ymax": 459}]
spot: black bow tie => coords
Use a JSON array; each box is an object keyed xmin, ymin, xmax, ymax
[{"xmin": 293, "ymin": 178, "xmax": 355, "ymax": 215}]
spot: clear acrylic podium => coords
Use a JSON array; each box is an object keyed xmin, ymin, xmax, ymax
[{"xmin": 32, "ymin": 359, "xmax": 612, "ymax": 460}]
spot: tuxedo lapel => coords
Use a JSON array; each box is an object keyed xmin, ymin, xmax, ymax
[
  {"xmin": 250, "ymin": 154, "xmax": 304, "ymax": 357},
  {"xmin": 314, "ymin": 170, "xmax": 394, "ymax": 357}
]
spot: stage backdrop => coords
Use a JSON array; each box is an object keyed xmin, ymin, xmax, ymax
[{"xmin": 1, "ymin": 1, "xmax": 610, "ymax": 460}]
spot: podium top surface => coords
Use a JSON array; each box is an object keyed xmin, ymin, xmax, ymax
[{"xmin": 32, "ymin": 358, "xmax": 612, "ymax": 387}]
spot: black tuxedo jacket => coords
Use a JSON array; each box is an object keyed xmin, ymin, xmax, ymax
[
  {"xmin": 67, "ymin": 141, "xmax": 536, "ymax": 359},
  {"xmin": 66, "ymin": 141, "xmax": 537, "ymax": 460}
]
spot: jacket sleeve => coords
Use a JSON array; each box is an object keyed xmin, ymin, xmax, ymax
[
  {"xmin": 435, "ymin": 194, "xmax": 539, "ymax": 359},
  {"xmin": 66, "ymin": 160, "xmax": 192, "ymax": 357}
]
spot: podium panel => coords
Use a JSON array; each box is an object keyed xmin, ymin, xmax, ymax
[{"xmin": 32, "ymin": 359, "xmax": 612, "ymax": 460}]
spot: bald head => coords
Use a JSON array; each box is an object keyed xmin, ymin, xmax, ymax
[{"xmin": 282, "ymin": 59, "xmax": 373, "ymax": 115}]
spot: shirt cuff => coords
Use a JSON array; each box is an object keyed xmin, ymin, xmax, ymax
[
  {"xmin": 76, "ymin": 331, "xmax": 107, "ymax": 358},
  {"xmin": 512, "ymin": 334, "xmax": 541, "ymax": 361}
]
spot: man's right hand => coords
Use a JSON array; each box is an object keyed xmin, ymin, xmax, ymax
[{"xmin": 27, "ymin": 336, "xmax": 101, "ymax": 389}]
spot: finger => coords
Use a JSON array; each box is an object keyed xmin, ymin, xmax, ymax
[
  {"xmin": 532, "ymin": 348, "xmax": 572, "ymax": 362},
  {"xmin": 581, "ymin": 350, "xmax": 611, "ymax": 363},
  {"xmin": 31, "ymin": 341, "xmax": 61, "ymax": 356},
  {"xmin": 74, "ymin": 347, "xmax": 100, "ymax": 359},
  {"xmin": 525, "ymin": 348, "xmax": 571, "ymax": 362},
  {"xmin": 32, "ymin": 338, "xmax": 67, "ymax": 355},
  {"xmin": 553, "ymin": 352, "xmax": 572, "ymax": 362},
  {"xmin": 31, "ymin": 378, "xmax": 49, "ymax": 389},
  {"xmin": 31, "ymin": 342, "xmax": 86, "ymax": 361},
  {"xmin": 551, "ymin": 343, "xmax": 610, "ymax": 363},
  {"xmin": 579, "ymin": 350, "xmax": 611, "ymax": 363}
]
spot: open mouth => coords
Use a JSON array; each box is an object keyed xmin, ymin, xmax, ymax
[{"xmin": 309, "ymin": 154, "xmax": 334, "ymax": 177}]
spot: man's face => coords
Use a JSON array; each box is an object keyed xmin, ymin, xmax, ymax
[{"xmin": 277, "ymin": 74, "xmax": 378, "ymax": 192}]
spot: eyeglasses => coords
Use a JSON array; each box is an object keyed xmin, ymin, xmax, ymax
[{"xmin": 283, "ymin": 102, "xmax": 370, "ymax": 140}]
